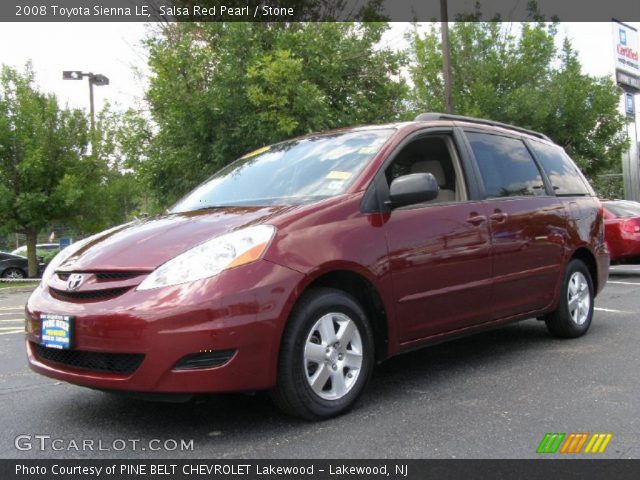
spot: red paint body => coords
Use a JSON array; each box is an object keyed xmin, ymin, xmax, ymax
[
  {"xmin": 26, "ymin": 121, "xmax": 609, "ymax": 394},
  {"xmin": 603, "ymin": 204, "xmax": 640, "ymax": 262}
]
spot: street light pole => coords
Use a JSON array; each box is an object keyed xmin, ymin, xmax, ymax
[
  {"xmin": 88, "ymin": 76, "xmax": 95, "ymax": 131},
  {"xmin": 62, "ymin": 71, "xmax": 110, "ymax": 133}
]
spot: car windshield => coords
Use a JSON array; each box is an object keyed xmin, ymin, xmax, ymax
[
  {"xmin": 604, "ymin": 201, "xmax": 640, "ymax": 218},
  {"xmin": 170, "ymin": 129, "xmax": 394, "ymax": 212}
]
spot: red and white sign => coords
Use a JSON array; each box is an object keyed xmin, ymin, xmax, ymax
[{"xmin": 613, "ymin": 21, "xmax": 639, "ymax": 79}]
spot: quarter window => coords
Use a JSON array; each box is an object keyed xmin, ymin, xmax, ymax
[
  {"xmin": 529, "ymin": 141, "xmax": 590, "ymax": 196},
  {"xmin": 467, "ymin": 132, "xmax": 545, "ymax": 198}
]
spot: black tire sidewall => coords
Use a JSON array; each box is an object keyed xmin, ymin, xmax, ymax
[
  {"xmin": 553, "ymin": 259, "xmax": 594, "ymax": 336},
  {"xmin": 281, "ymin": 289, "xmax": 374, "ymax": 418},
  {"xmin": 2, "ymin": 268, "xmax": 25, "ymax": 279}
]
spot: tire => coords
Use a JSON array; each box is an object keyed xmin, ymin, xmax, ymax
[
  {"xmin": 270, "ymin": 288, "xmax": 374, "ymax": 420},
  {"xmin": 1, "ymin": 268, "xmax": 26, "ymax": 279},
  {"xmin": 544, "ymin": 259, "xmax": 594, "ymax": 338}
]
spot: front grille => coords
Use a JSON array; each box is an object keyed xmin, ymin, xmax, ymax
[
  {"xmin": 50, "ymin": 286, "xmax": 131, "ymax": 301},
  {"xmin": 32, "ymin": 342, "xmax": 144, "ymax": 374},
  {"xmin": 57, "ymin": 271, "xmax": 144, "ymax": 282},
  {"xmin": 95, "ymin": 272, "xmax": 144, "ymax": 281}
]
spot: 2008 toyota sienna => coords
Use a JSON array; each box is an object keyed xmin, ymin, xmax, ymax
[{"xmin": 26, "ymin": 113, "xmax": 609, "ymax": 419}]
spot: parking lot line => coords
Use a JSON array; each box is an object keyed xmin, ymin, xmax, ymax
[
  {"xmin": 595, "ymin": 307, "xmax": 632, "ymax": 314},
  {"xmin": 0, "ymin": 329, "xmax": 23, "ymax": 336},
  {"xmin": 0, "ymin": 306, "xmax": 23, "ymax": 311},
  {"xmin": 607, "ymin": 281, "xmax": 640, "ymax": 286}
]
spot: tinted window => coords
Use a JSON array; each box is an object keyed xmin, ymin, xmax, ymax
[
  {"xmin": 467, "ymin": 132, "xmax": 545, "ymax": 198},
  {"xmin": 170, "ymin": 129, "xmax": 394, "ymax": 212},
  {"xmin": 529, "ymin": 141, "xmax": 590, "ymax": 196}
]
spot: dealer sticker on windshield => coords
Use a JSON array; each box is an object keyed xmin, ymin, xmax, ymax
[
  {"xmin": 326, "ymin": 171, "xmax": 353, "ymax": 180},
  {"xmin": 40, "ymin": 314, "xmax": 74, "ymax": 350}
]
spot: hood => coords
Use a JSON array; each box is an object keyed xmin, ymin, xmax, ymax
[{"xmin": 58, "ymin": 206, "xmax": 293, "ymax": 272}]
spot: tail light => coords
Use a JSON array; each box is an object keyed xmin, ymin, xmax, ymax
[{"xmin": 622, "ymin": 219, "xmax": 640, "ymax": 233}]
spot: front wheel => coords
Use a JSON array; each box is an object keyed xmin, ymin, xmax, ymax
[
  {"xmin": 544, "ymin": 259, "xmax": 594, "ymax": 338},
  {"xmin": 271, "ymin": 288, "xmax": 374, "ymax": 420},
  {"xmin": 1, "ymin": 268, "xmax": 26, "ymax": 279}
]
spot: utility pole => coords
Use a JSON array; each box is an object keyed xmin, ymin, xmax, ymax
[{"xmin": 440, "ymin": 0, "xmax": 453, "ymax": 114}]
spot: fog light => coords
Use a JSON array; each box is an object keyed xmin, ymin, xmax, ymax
[{"xmin": 172, "ymin": 350, "xmax": 236, "ymax": 370}]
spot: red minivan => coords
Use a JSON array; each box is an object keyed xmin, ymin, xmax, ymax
[{"xmin": 26, "ymin": 114, "xmax": 609, "ymax": 419}]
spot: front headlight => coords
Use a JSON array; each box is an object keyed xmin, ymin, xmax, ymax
[{"xmin": 137, "ymin": 225, "xmax": 276, "ymax": 291}]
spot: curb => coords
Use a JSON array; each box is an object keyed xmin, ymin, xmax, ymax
[{"xmin": 0, "ymin": 284, "xmax": 39, "ymax": 294}]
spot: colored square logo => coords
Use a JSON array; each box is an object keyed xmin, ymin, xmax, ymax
[
  {"xmin": 619, "ymin": 29, "xmax": 627, "ymax": 45},
  {"xmin": 537, "ymin": 433, "xmax": 613, "ymax": 454}
]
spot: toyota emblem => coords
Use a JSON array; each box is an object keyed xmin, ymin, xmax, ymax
[{"xmin": 66, "ymin": 273, "xmax": 84, "ymax": 291}]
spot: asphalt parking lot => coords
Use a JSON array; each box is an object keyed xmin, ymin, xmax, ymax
[{"xmin": 1, "ymin": 266, "xmax": 639, "ymax": 460}]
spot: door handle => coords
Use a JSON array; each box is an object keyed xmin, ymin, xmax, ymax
[
  {"xmin": 489, "ymin": 211, "xmax": 508, "ymax": 222},
  {"xmin": 466, "ymin": 215, "xmax": 487, "ymax": 226}
]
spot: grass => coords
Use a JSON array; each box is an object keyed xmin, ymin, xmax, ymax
[{"xmin": 0, "ymin": 281, "xmax": 39, "ymax": 290}]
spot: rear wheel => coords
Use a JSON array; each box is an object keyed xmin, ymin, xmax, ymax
[
  {"xmin": 544, "ymin": 259, "xmax": 594, "ymax": 338},
  {"xmin": 1, "ymin": 268, "xmax": 26, "ymax": 279},
  {"xmin": 271, "ymin": 288, "xmax": 374, "ymax": 420}
]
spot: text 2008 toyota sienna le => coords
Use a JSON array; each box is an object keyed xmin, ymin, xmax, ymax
[{"xmin": 26, "ymin": 113, "xmax": 609, "ymax": 419}]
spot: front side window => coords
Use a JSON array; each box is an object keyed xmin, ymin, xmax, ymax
[
  {"xmin": 171, "ymin": 129, "xmax": 394, "ymax": 212},
  {"xmin": 467, "ymin": 132, "xmax": 545, "ymax": 198},
  {"xmin": 384, "ymin": 135, "xmax": 467, "ymax": 204},
  {"xmin": 528, "ymin": 141, "xmax": 590, "ymax": 196}
]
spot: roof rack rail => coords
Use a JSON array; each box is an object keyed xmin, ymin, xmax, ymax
[{"xmin": 414, "ymin": 112, "xmax": 551, "ymax": 141}]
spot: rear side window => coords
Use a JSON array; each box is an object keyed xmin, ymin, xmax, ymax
[
  {"xmin": 466, "ymin": 132, "xmax": 545, "ymax": 198},
  {"xmin": 529, "ymin": 141, "xmax": 590, "ymax": 196}
]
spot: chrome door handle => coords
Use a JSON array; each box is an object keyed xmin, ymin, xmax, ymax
[
  {"xmin": 490, "ymin": 212, "xmax": 508, "ymax": 222},
  {"xmin": 466, "ymin": 215, "xmax": 487, "ymax": 226}
]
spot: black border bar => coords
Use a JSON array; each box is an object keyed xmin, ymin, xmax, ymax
[
  {"xmin": 3, "ymin": 0, "xmax": 640, "ymax": 22},
  {"xmin": 3, "ymin": 459, "xmax": 640, "ymax": 480}
]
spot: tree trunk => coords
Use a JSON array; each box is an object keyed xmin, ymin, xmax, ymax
[{"xmin": 25, "ymin": 230, "xmax": 39, "ymax": 278}]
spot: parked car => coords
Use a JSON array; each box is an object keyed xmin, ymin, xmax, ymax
[
  {"xmin": 0, "ymin": 252, "xmax": 29, "ymax": 279},
  {"xmin": 25, "ymin": 113, "xmax": 608, "ymax": 419},
  {"xmin": 603, "ymin": 199, "xmax": 640, "ymax": 263},
  {"xmin": 11, "ymin": 243, "xmax": 59, "ymax": 257}
]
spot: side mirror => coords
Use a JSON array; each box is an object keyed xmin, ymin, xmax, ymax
[{"xmin": 388, "ymin": 173, "xmax": 439, "ymax": 208}]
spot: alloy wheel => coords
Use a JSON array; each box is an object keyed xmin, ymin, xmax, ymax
[
  {"xmin": 303, "ymin": 312, "xmax": 363, "ymax": 401},
  {"xmin": 567, "ymin": 271, "xmax": 591, "ymax": 326}
]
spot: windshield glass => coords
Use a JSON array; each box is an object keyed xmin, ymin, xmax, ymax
[
  {"xmin": 170, "ymin": 129, "xmax": 394, "ymax": 212},
  {"xmin": 605, "ymin": 200, "xmax": 640, "ymax": 218}
]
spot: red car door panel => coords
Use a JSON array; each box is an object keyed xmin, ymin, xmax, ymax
[{"xmin": 385, "ymin": 202, "xmax": 493, "ymax": 342}]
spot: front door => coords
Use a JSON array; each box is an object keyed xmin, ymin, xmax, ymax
[{"xmin": 381, "ymin": 133, "xmax": 493, "ymax": 342}]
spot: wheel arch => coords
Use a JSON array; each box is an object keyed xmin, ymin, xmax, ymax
[
  {"xmin": 570, "ymin": 247, "xmax": 599, "ymax": 294},
  {"xmin": 295, "ymin": 269, "xmax": 391, "ymax": 363}
]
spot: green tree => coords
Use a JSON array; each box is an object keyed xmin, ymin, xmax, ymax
[
  {"xmin": 408, "ymin": 21, "xmax": 628, "ymax": 179},
  {"xmin": 90, "ymin": 104, "xmax": 153, "ymax": 222},
  {"xmin": 142, "ymin": 22, "xmax": 407, "ymax": 206},
  {"xmin": 0, "ymin": 64, "xmax": 104, "ymax": 276}
]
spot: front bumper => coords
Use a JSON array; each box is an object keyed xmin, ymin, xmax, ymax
[{"xmin": 25, "ymin": 260, "xmax": 304, "ymax": 393}]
